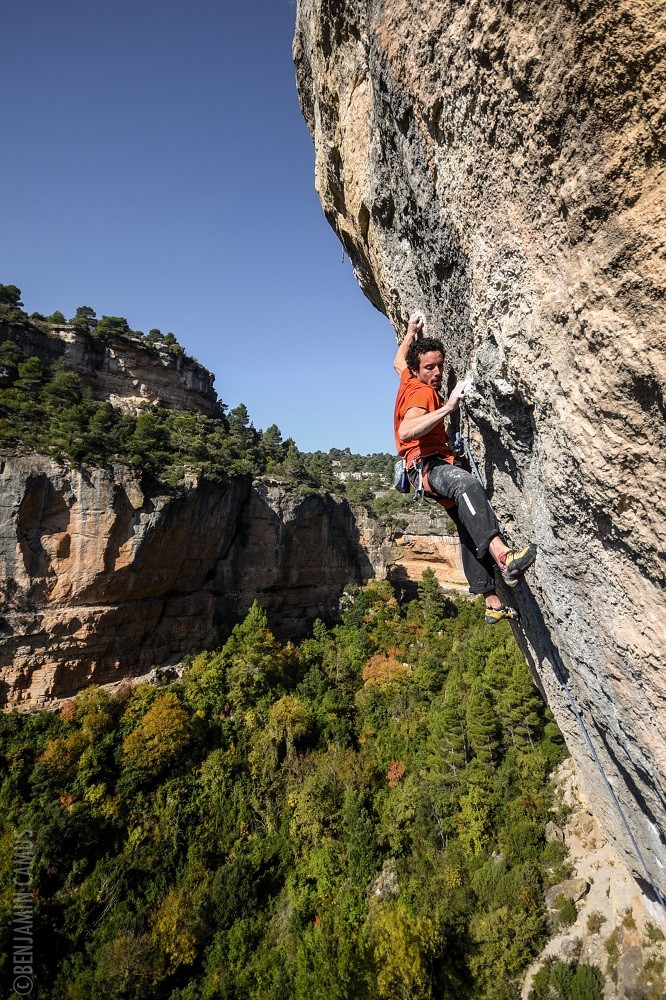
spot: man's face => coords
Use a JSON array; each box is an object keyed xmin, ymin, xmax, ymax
[{"xmin": 414, "ymin": 350, "xmax": 444, "ymax": 391}]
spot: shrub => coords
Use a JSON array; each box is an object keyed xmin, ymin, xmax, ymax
[
  {"xmin": 122, "ymin": 691, "xmax": 191, "ymax": 780},
  {"xmin": 529, "ymin": 958, "xmax": 604, "ymax": 1000},
  {"xmin": 586, "ymin": 909, "xmax": 607, "ymax": 934},
  {"xmin": 554, "ymin": 893, "xmax": 578, "ymax": 928}
]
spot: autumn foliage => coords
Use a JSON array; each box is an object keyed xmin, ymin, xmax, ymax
[{"xmin": 0, "ymin": 582, "xmax": 578, "ymax": 999}]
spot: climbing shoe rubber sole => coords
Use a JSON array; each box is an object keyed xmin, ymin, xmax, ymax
[{"xmin": 485, "ymin": 604, "xmax": 519, "ymax": 625}]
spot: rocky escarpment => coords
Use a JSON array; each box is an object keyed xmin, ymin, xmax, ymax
[
  {"xmin": 294, "ymin": 1, "xmax": 666, "ymax": 897},
  {"xmin": 523, "ymin": 760, "xmax": 665, "ymax": 998},
  {"xmin": 0, "ymin": 321, "xmax": 218, "ymax": 415},
  {"xmin": 389, "ymin": 510, "xmax": 467, "ymax": 591},
  {"xmin": 0, "ymin": 455, "xmax": 391, "ymax": 708}
]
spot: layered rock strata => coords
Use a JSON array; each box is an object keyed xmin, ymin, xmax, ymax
[
  {"xmin": 294, "ymin": 0, "xmax": 666, "ymax": 895},
  {"xmin": 0, "ymin": 322, "xmax": 218, "ymax": 415},
  {"xmin": 389, "ymin": 511, "xmax": 467, "ymax": 590},
  {"xmin": 0, "ymin": 455, "xmax": 390, "ymax": 708}
]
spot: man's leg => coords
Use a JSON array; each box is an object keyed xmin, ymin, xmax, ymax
[
  {"xmin": 427, "ymin": 462, "xmax": 500, "ymax": 558},
  {"xmin": 448, "ymin": 502, "xmax": 516, "ymax": 623},
  {"xmin": 447, "ymin": 506, "xmax": 496, "ymax": 596},
  {"xmin": 427, "ymin": 459, "xmax": 536, "ymax": 596}
]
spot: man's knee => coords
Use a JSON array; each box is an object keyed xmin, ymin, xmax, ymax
[
  {"xmin": 458, "ymin": 478, "xmax": 489, "ymax": 516},
  {"xmin": 429, "ymin": 464, "xmax": 476, "ymax": 502}
]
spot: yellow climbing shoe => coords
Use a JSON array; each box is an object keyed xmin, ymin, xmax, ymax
[
  {"xmin": 485, "ymin": 604, "xmax": 519, "ymax": 625},
  {"xmin": 500, "ymin": 544, "xmax": 537, "ymax": 586}
]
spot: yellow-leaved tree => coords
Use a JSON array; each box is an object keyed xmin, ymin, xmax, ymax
[
  {"xmin": 122, "ymin": 691, "xmax": 191, "ymax": 780},
  {"xmin": 367, "ymin": 899, "xmax": 439, "ymax": 999}
]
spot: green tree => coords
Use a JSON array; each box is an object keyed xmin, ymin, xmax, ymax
[
  {"xmin": 161, "ymin": 331, "xmax": 184, "ymax": 355},
  {"xmin": 94, "ymin": 315, "xmax": 132, "ymax": 338},
  {"xmin": 260, "ymin": 423, "xmax": 286, "ymax": 467},
  {"xmin": 367, "ymin": 900, "xmax": 439, "ymax": 1000},
  {"xmin": 46, "ymin": 309, "xmax": 67, "ymax": 324},
  {"xmin": 279, "ymin": 441, "xmax": 312, "ymax": 486},
  {"xmin": 427, "ymin": 679, "xmax": 469, "ymax": 784},
  {"xmin": 417, "ymin": 566, "xmax": 452, "ymax": 631},
  {"xmin": 498, "ymin": 658, "xmax": 544, "ymax": 750},
  {"xmin": 528, "ymin": 958, "xmax": 604, "ymax": 1000},
  {"xmin": 466, "ymin": 678, "xmax": 499, "ymax": 765},
  {"xmin": 224, "ymin": 602, "xmax": 287, "ymax": 709},
  {"xmin": 344, "ymin": 477, "xmax": 375, "ymax": 504},
  {"xmin": 0, "ymin": 340, "xmax": 22, "ymax": 366},
  {"xmin": 126, "ymin": 409, "xmax": 170, "ymax": 471},
  {"xmin": 15, "ymin": 356, "xmax": 45, "ymax": 393},
  {"xmin": 226, "ymin": 403, "xmax": 261, "ymax": 472},
  {"xmin": 0, "ymin": 284, "xmax": 23, "ymax": 308},
  {"xmin": 456, "ymin": 761, "xmax": 493, "ymax": 858},
  {"xmin": 121, "ymin": 691, "xmax": 191, "ymax": 780},
  {"xmin": 70, "ymin": 305, "xmax": 98, "ymax": 333}
]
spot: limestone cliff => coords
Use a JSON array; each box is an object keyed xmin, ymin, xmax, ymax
[
  {"xmin": 0, "ymin": 321, "xmax": 218, "ymax": 415},
  {"xmin": 294, "ymin": 0, "xmax": 666, "ymax": 897},
  {"xmin": 389, "ymin": 510, "xmax": 467, "ymax": 591},
  {"xmin": 0, "ymin": 455, "xmax": 390, "ymax": 708}
]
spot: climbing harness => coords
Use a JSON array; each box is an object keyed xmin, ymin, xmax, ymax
[
  {"xmin": 393, "ymin": 454, "xmax": 454, "ymax": 511},
  {"xmin": 408, "ymin": 457, "xmax": 455, "ymax": 511},
  {"xmin": 459, "ymin": 401, "xmax": 666, "ymax": 911}
]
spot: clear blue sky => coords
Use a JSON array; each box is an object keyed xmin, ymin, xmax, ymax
[{"xmin": 1, "ymin": 1, "xmax": 397, "ymax": 454}]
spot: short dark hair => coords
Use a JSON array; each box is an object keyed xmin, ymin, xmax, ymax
[{"xmin": 406, "ymin": 337, "xmax": 445, "ymax": 374}]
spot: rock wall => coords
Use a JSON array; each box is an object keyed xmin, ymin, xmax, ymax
[
  {"xmin": 294, "ymin": 1, "xmax": 666, "ymax": 896},
  {"xmin": 389, "ymin": 511, "xmax": 467, "ymax": 590},
  {"xmin": 0, "ymin": 322, "xmax": 218, "ymax": 415},
  {"xmin": 0, "ymin": 455, "xmax": 391, "ymax": 708}
]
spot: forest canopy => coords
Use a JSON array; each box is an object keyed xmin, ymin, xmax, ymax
[{"xmin": 0, "ymin": 581, "xmax": 585, "ymax": 1000}]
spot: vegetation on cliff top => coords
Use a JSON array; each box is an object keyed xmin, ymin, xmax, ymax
[
  {"xmin": 0, "ymin": 284, "xmax": 187, "ymax": 357},
  {"xmin": 0, "ymin": 342, "xmax": 401, "ymax": 501},
  {"xmin": 0, "ymin": 285, "xmax": 421, "ymax": 519},
  {"xmin": 0, "ymin": 578, "xmax": 590, "ymax": 999}
]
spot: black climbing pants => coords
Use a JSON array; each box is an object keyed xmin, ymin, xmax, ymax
[{"xmin": 426, "ymin": 459, "xmax": 500, "ymax": 596}]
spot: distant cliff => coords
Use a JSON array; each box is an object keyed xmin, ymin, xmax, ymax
[
  {"xmin": 294, "ymin": 0, "xmax": 666, "ymax": 899},
  {"xmin": 0, "ymin": 319, "xmax": 472, "ymax": 708},
  {"xmin": 389, "ymin": 511, "xmax": 466, "ymax": 592},
  {"xmin": 0, "ymin": 454, "xmax": 391, "ymax": 708},
  {"xmin": 0, "ymin": 320, "xmax": 218, "ymax": 415}
]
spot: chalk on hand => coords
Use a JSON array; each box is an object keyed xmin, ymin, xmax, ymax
[
  {"xmin": 409, "ymin": 310, "xmax": 425, "ymax": 329},
  {"xmin": 461, "ymin": 374, "xmax": 474, "ymax": 396}
]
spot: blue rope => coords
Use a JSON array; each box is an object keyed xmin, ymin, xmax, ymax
[{"xmin": 460, "ymin": 421, "xmax": 666, "ymax": 910}]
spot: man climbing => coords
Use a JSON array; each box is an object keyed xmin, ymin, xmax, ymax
[{"xmin": 393, "ymin": 313, "xmax": 536, "ymax": 623}]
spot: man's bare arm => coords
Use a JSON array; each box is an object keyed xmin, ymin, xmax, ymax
[
  {"xmin": 398, "ymin": 383, "xmax": 466, "ymax": 440},
  {"xmin": 393, "ymin": 313, "xmax": 424, "ymax": 374}
]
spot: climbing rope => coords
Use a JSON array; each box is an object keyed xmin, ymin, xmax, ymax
[{"xmin": 458, "ymin": 403, "xmax": 666, "ymax": 911}]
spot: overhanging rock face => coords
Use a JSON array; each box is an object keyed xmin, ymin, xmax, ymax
[{"xmin": 294, "ymin": 0, "xmax": 666, "ymax": 897}]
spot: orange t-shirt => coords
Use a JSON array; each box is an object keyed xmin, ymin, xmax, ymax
[{"xmin": 393, "ymin": 367, "xmax": 455, "ymax": 468}]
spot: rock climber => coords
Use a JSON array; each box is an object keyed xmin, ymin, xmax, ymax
[{"xmin": 393, "ymin": 312, "xmax": 536, "ymax": 624}]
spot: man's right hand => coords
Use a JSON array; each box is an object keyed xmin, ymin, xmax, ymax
[
  {"xmin": 407, "ymin": 312, "xmax": 424, "ymax": 336},
  {"xmin": 394, "ymin": 312, "xmax": 425, "ymax": 374},
  {"xmin": 448, "ymin": 380, "xmax": 468, "ymax": 409}
]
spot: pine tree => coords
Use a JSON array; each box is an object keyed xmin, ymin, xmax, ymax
[
  {"xmin": 500, "ymin": 661, "xmax": 544, "ymax": 750},
  {"xmin": 427, "ymin": 670, "xmax": 469, "ymax": 783},
  {"xmin": 466, "ymin": 677, "xmax": 499, "ymax": 765},
  {"xmin": 224, "ymin": 601, "xmax": 287, "ymax": 709},
  {"xmin": 260, "ymin": 423, "xmax": 286, "ymax": 467},
  {"xmin": 417, "ymin": 567, "xmax": 450, "ymax": 630}
]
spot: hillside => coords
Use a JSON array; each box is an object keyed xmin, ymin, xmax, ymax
[{"xmin": 1, "ymin": 583, "xmax": 582, "ymax": 999}]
